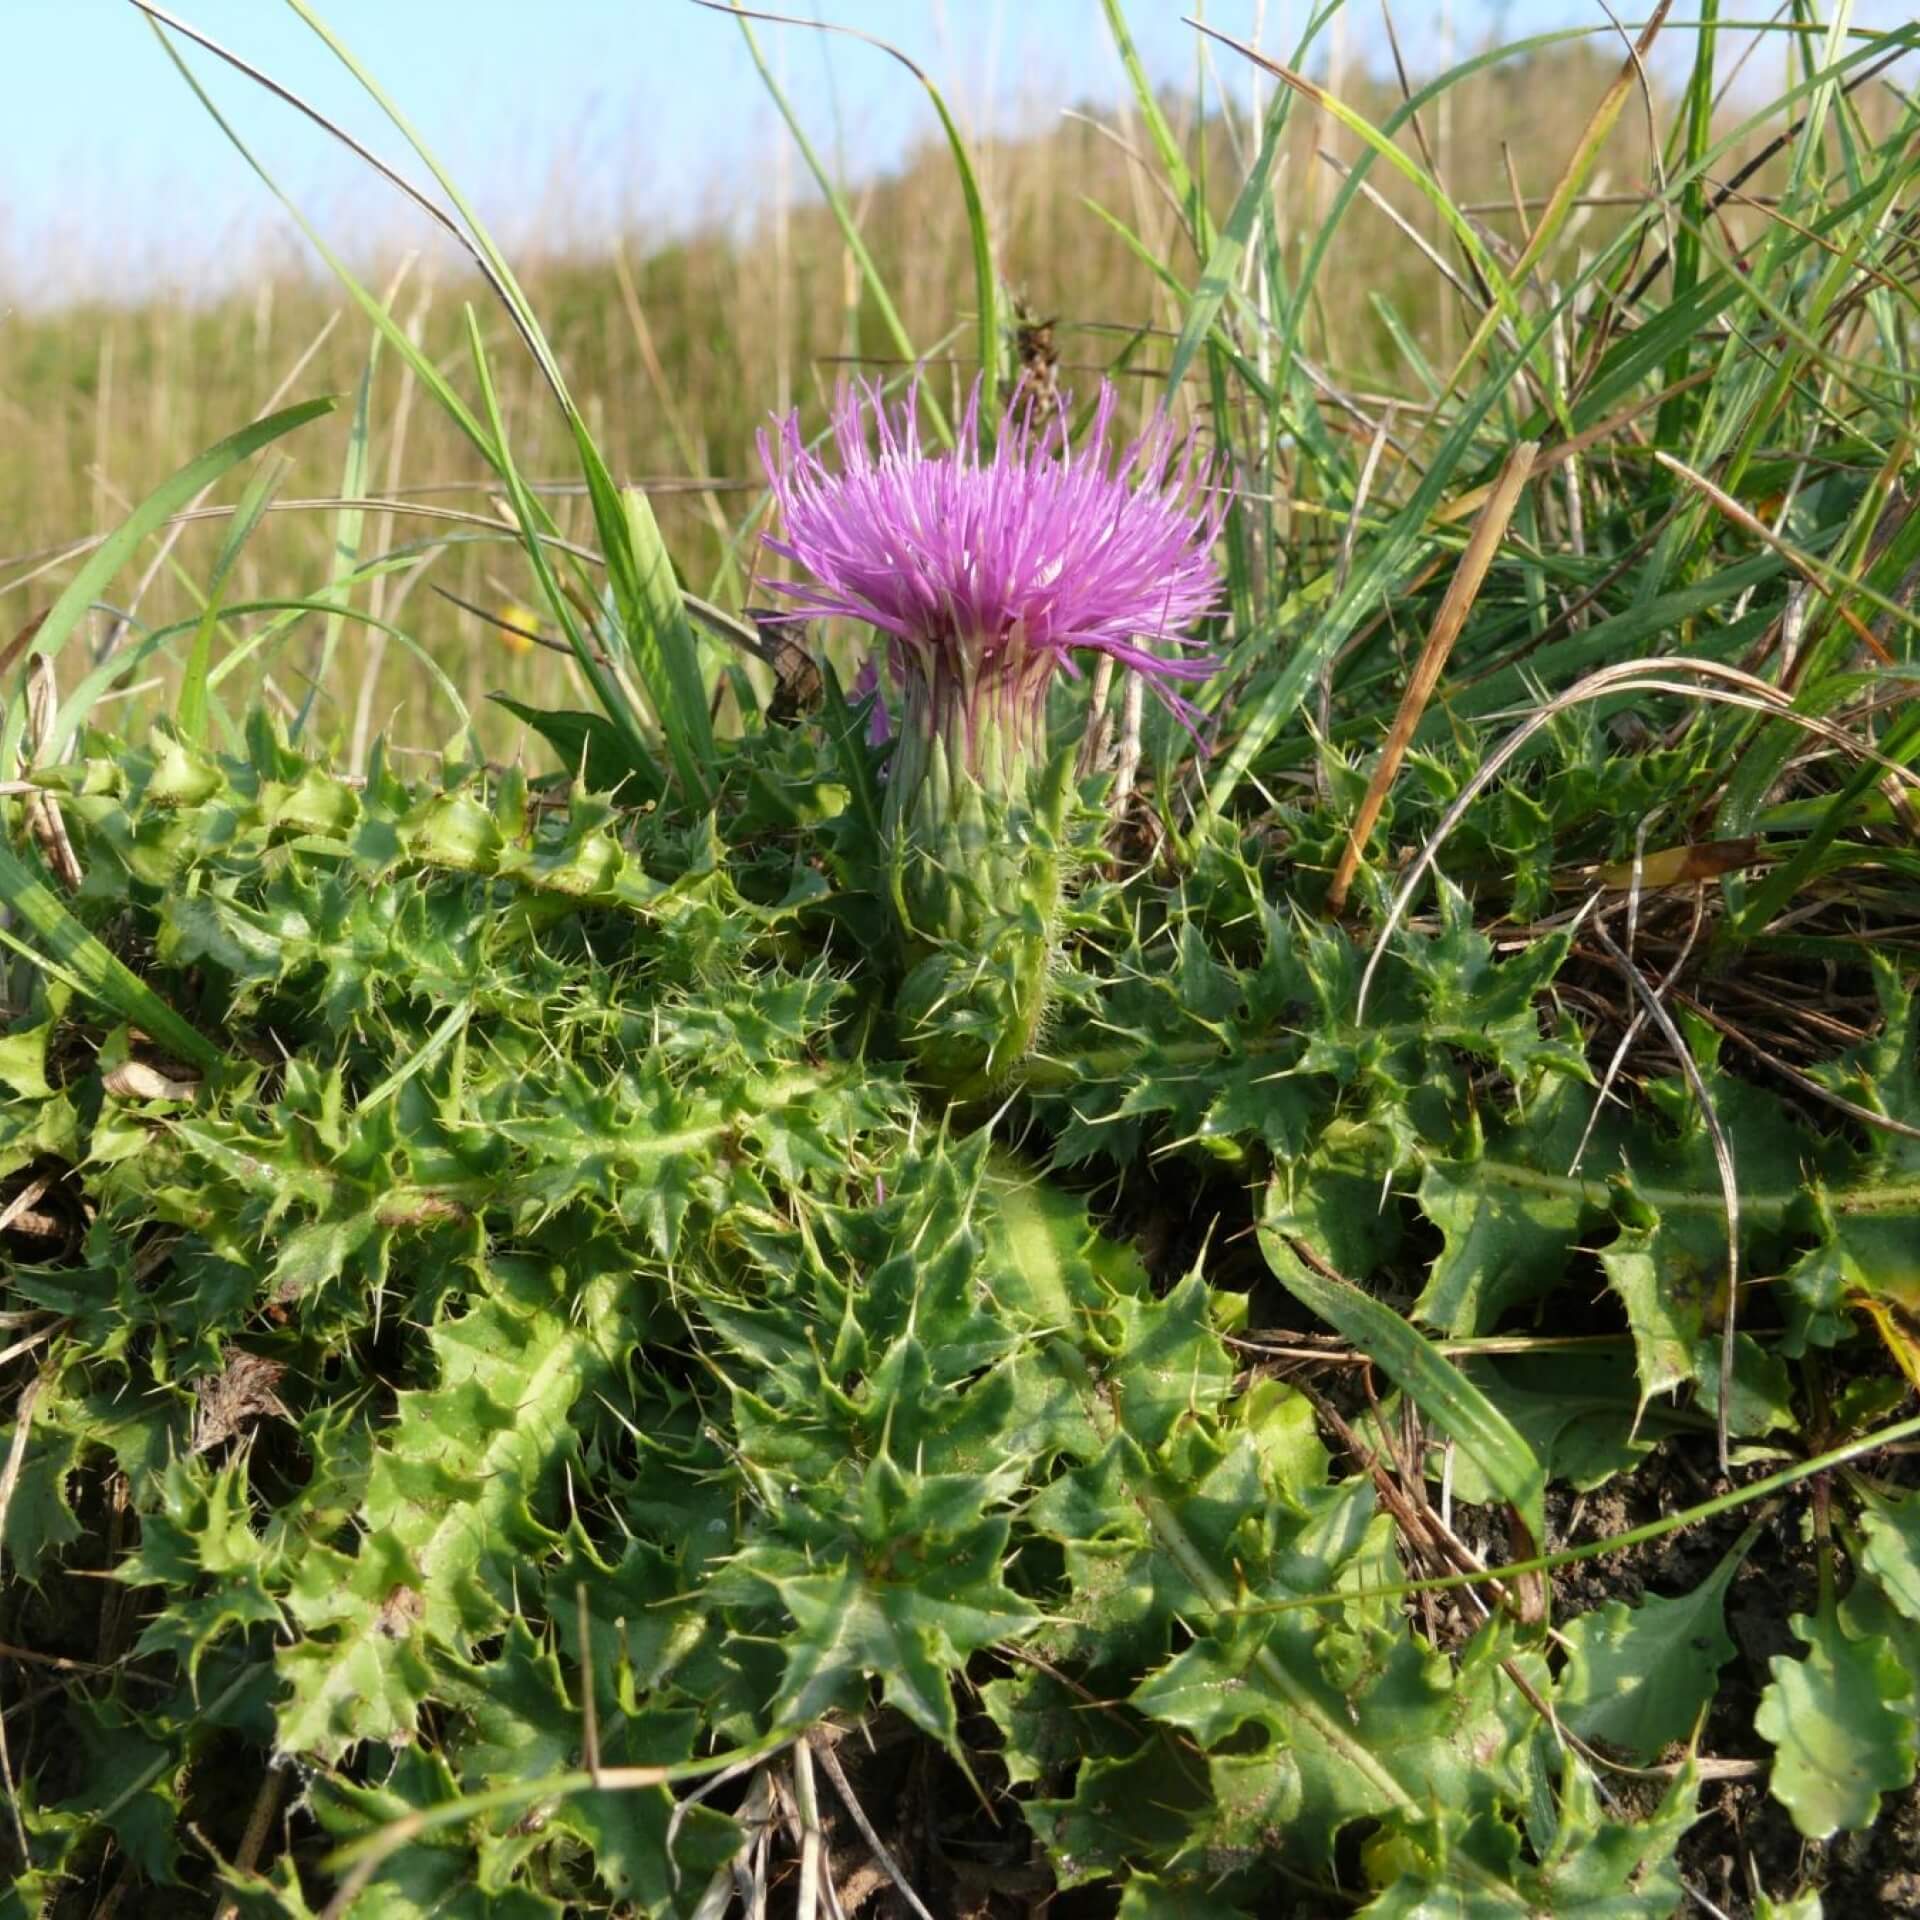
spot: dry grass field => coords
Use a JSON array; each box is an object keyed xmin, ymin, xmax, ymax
[{"xmin": 1, "ymin": 36, "xmax": 1739, "ymax": 758}]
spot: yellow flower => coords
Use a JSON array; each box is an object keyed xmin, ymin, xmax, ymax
[{"xmin": 496, "ymin": 601, "xmax": 543, "ymax": 655}]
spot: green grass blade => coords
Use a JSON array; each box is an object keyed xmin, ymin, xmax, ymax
[
  {"xmin": 1079, "ymin": 198, "xmax": 1275, "ymax": 403},
  {"xmin": 1193, "ymin": 23, "xmax": 1522, "ymax": 348},
  {"xmin": 1164, "ymin": 78, "xmax": 1292, "ymax": 397},
  {"xmin": 279, "ymin": 0, "xmax": 573, "ymax": 411},
  {"xmin": 1, "ymin": 394, "xmax": 328, "ymax": 783},
  {"xmin": 1735, "ymin": 697, "xmax": 1920, "ymax": 941},
  {"xmin": 818, "ymin": 662, "xmax": 885, "ymax": 862},
  {"xmin": 1099, "ymin": 0, "xmax": 1201, "ymax": 239},
  {"xmin": 179, "ymin": 452, "xmax": 287, "ymax": 748},
  {"xmin": 0, "ymin": 841, "xmax": 226, "ymax": 1073},
  {"xmin": 1657, "ymin": 0, "xmax": 1719, "ymax": 444},
  {"xmin": 143, "ymin": 21, "xmax": 501, "ymax": 468},
  {"xmin": 1196, "ymin": 329, "xmax": 1544, "ymax": 820},
  {"xmin": 918, "ymin": 74, "xmax": 1001, "ymax": 416},
  {"xmin": 720, "ymin": 2, "xmax": 970, "ymax": 436},
  {"xmin": 20, "ymin": 398, "xmax": 332, "ymax": 687},
  {"xmin": 1444, "ymin": 4, "xmax": 1677, "ymax": 426},
  {"xmin": 296, "ymin": 321, "xmax": 384, "ymax": 739},
  {"xmin": 617, "ymin": 481, "xmax": 717, "ymax": 803},
  {"xmin": 460, "ymin": 312, "xmax": 660, "ymax": 787},
  {"xmin": 1260, "ymin": 1202, "xmax": 1547, "ymax": 1547},
  {"xmin": 192, "ymin": 6, "xmax": 732, "ymax": 788},
  {"xmin": 720, "ymin": 6, "xmax": 928, "ymax": 402},
  {"xmin": 55, "ymin": 597, "xmax": 472, "ymax": 750}
]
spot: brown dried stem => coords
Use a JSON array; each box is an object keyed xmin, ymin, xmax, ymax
[{"xmin": 1326, "ymin": 439, "xmax": 1538, "ymax": 916}]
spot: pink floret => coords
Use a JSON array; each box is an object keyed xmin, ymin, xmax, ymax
[{"xmin": 757, "ymin": 378, "xmax": 1224, "ymax": 715}]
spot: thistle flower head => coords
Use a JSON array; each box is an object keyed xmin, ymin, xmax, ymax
[
  {"xmin": 759, "ymin": 378, "xmax": 1225, "ymax": 1089},
  {"xmin": 758, "ymin": 378, "xmax": 1224, "ymax": 767}
]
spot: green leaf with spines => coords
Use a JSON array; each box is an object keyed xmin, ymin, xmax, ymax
[
  {"xmin": 1783, "ymin": 961, "xmax": 1920, "ymax": 1383},
  {"xmin": 980, "ymin": 1663, "xmax": 1139, "ymax": 1791},
  {"xmin": 277, "ymin": 1529, "xmax": 440, "ymax": 1760},
  {"xmin": 1135, "ymin": 1613, "xmax": 1547, "ymax": 1876},
  {"xmin": 1412, "ymin": 1076, "xmax": 1598, "ymax": 1337},
  {"xmin": 308, "ymin": 1748, "xmax": 567, "ymax": 1919},
  {"xmin": 114, "ymin": 1456, "xmax": 284, "ymax": 1684},
  {"xmin": 7, "ymin": 687, "xmax": 1901, "ymax": 1916},
  {"xmin": 1115, "ymin": 1877, "xmax": 1254, "ymax": 1920},
  {"xmin": 0, "ymin": 1421, "xmax": 83, "ymax": 1580},
  {"xmin": 755, "ymin": 1455, "xmax": 1037, "ymax": 1749},
  {"xmin": 1025, "ymin": 1742, "xmax": 1216, "ymax": 1892},
  {"xmin": 427, "ymin": 1609, "xmax": 744, "ymax": 1915},
  {"xmin": 1755, "ymin": 1895, "xmax": 1824, "ymax": 1920},
  {"xmin": 53, "ymin": 1694, "xmax": 188, "ymax": 1888},
  {"xmin": 1354, "ymin": 1755, "xmax": 1697, "ymax": 1918},
  {"xmin": 1415, "ymin": 1349, "xmax": 1672, "ymax": 1501}
]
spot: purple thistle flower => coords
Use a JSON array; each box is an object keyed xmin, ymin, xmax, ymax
[{"xmin": 758, "ymin": 378, "xmax": 1223, "ymax": 787}]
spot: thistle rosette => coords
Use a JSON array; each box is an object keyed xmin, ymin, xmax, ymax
[{"xmin": 761, "ymin": 379, "xmax": 1222, "ymax": 1085}]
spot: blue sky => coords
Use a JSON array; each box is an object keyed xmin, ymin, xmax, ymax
[{"xmin": 3, "ymin": 2, "xmax": 1904, "ymax": 301}]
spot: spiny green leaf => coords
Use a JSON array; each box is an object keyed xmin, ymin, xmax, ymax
[
  {"xmin": 1412, "ymin": 1081, "xmax": 1594, "ymax": 1336},
  {"xmin": 1026, "ymin": 1742, "xmax": 1214, "ymax": 1891},
  {"xmin": 1355, "ymin": 1756, "xmax": 1696, "ymax": 1918},
  {"xmin": 116, "ymin": 1457, "xmax": 284, "ymax": 1685},
  {"xmin": 488, "ymin": 696, "xmax": 662, "ymax": 800},
  {"xmin": 309, "ymin": 1748, "xmax": 565, "ymax": 1919},
  {"xmin": 979, "ymin": 1663, "xmax": 1137, "ymax": 1792},
  {"xmin": 755, "ymin": 1454, "xmax": 1037, "ymax": 1750},
  {"xmin": 0, "ymin": 1423, "xmax": 83, "ymax": 1580},
  {"xmin": 1786, "ymin": 961, "xmax": 1920, "ymax": 1385},
  {"xmin": 1754, "ymin": 1894, "xmax": 1824, "ymax": 1920},
  {"xmin": 277, "ymin": 1532, "xmax": 439, "ymax": 1760},
  {"xmin": 56, "ymin": 1694, "xmax": 189, "ymax": 1887},
  {"xmin": 1425, "ymin": 1350, "xmax": 1669, "ymax": 1500}
]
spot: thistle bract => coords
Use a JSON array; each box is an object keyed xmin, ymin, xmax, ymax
[{"xmin": 761, "ymin": 379, "xmax": 1222, "ymax": 1085}]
